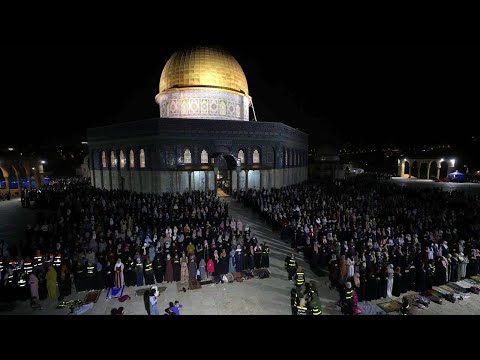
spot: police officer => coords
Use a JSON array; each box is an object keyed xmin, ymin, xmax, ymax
[
  {"xmin": 16, "ymin": 268, "xmax": 29, "ymax": 301},
  {"xmin": 254, "ymin": 244, "xmax": 262, "ymax": 269},
  {"xmin": 291, "ymin": 288, "xmax": 300, "ymax": 315},
  {"xmin": 4, "ymin": 266, "xmax": 16, "ymax": 302},
  {"xmin": 296, "ymin": 298, "xmax": 309, "ymax": 315},
  {"xmin": 285, "ymin": 254, "xmax": 298, "ymax": 281},
  {"xmin": 85, "ymin": 262, "xmax": 97, "ymax": 290},
  {"xmin": 124, "ymin": 257, "xmax": 137, "ymax": 287},
  {"xmin": 308, "ymin": 286, "xmax": 322, "ymax": 316},
  {"xmin": 293, "ymin": 266, "xmax": 305, "ymax": 290},
  {"xmin": 23, "ymin": 257, "xmax": 34, "ymax": 275},
  {"xmin": 400, "ymin": 296, "xmax": 410, "ymax": 315},
  {"xmin": 33, "ymin": 251, "xmax": 44, "ymax": 271},
  {"xmin": 261, "ymin": 242, "xmax": 270, "ymax": 268},
  {"xmin": 144, "ymin": 259, "xmax": 155, "ymax": 285},
  {"xmin": 74, "ymin": 261, "xmax": 86, "ymax": 292},
  {"xmin": 342, "ymin": 282, "xmax": 354, "ymax": 315},
  {"xmin": 53, "ymin": 253, "xmax": 62, "ymax": 269}
]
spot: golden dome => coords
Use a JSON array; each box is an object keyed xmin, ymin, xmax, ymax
[{"xmin": 159, "ymin": 46, "xmax": 249, "ymax": 96}]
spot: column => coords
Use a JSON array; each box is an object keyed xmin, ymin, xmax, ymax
[
  {"xmin": 426, "ymin": 163, "xmax": 431, "ymax": 180},
  {"xmin": 437, "ymin": 167, "xmax": 440, "ymax": 179},
  {"xmin": 259, "ymin": 170, "xmax": 263, "ymax": 190},
  {"xmin": 214, "ymin": 167, "xmax": 219, "ymax": 195},
  {"xmin": 245, "ymin": 170, "xmax": 249, "ymax": 190},
  {"xmin": 188, "ymin": 171, "xmax": 192, "ymax": 192},
  {"xmin": 236, "ymin": 170, "xmax": 240, "ymax": 192},
  {"xmin": 204, "ymin": 171, "xmax": 208, "ymax": 193}
]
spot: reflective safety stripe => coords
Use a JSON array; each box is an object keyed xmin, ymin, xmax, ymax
[
  {"xmin": 296, "ymin": 306, "xmax": 308, "ymax": 315},
  {"xmin": 345, "ymin": 290, "xmax": 353, "ymax": 299},
  {"xmin": 312, "ymin": 308, "xmax": 322, "ymax": 315}
]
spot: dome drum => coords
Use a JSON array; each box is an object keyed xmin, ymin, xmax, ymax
[
  {"xmin": 156, "ymin": 46, "xmax": 251, "ymax": 121},
  {"xmin": 156, "ymin": 88, "xmax": 250, "ymax": 121}
]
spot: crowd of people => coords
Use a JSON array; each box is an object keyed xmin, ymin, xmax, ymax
[
  {"xmin": 0, "ymin": 178, "xmax": 271, "ymax": 309},
  {"xmin": 237, "ymin": 179, "xmax": 480, "ymax": 313},
  {"xmin": 3, "ymin": 174, "xmax": 480, "ymax": 315}
]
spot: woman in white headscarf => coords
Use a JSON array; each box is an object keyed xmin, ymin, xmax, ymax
[
  {"xmin": 114, "ymin": 258, "xmax": 125, "ymax": 288},
  {"xmin": 386, "ymin": 264, "xmax": 394, "ymax": 298}
]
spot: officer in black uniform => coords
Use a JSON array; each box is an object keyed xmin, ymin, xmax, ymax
[
  {"xmin": 296, "ymin": 298, "xmax": 309, "ymax": 315},
  {"xmin": 85, "ymin": 262, "xmax": 97, "ymax": 290},
  {"xmin": 400, "ymin": 296, "xmax": 411, "ymax": 315},
  {"xmin": 144, "ymin": 259, "xmax": 155, "ymax": 285},
  {"xmin": 291, "ymin": 287, "xmax": 300, "ymax": 315},
  {"xmin": 342, "ymin": 282, "xmax": 354, "ymax": 315},
  {"xmin": 74, "ymin": 261, "xmax": 86, "ymax": 292},
  {"xmin": 16, "ymin": 269, "xmax": 30, "ymax": 301},
  {"xmin": 124, "ymin": 257, "xmax": 137, "ymax": 287},
  {"xmin": 261, "ymin": 242, "xmax": 270, "ymax": 268},
  {"xmin": 285, "ymin": 254, "xmax": 298, "ymax": 281},
  {"xmin": 293, "ymin": 266, "xmax": 305, "ymax": 290},
  {"xmin": 152, "ymin": 256, "xmax": 164, "ymax": 284}
]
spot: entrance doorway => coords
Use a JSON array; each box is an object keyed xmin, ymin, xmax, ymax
[{"xmin": 216, "ymin": 170, "xmax": 231, "ymax": 197}]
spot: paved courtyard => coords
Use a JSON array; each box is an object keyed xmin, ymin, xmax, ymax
[{"xmin": 2, "ymin": 195, "xmax": 480, "ymax": 315}]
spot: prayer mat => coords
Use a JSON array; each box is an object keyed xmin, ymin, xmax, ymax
[
  {"xmin": 439, "ymin": 285, "xmax": 456, "ymax": 293},
  {"xmin": 136, "ymin": 287, "xmax": 167, "ymax": 296},
  {"xmin": 463, "ymin": 278, "xmax": 478, "ymax": 285},
  {"xmin": 457, "ymin": 280, "xmax": 476, "ymax": 289},
  {"xmin": 426, "ymin": 289, "xmax": 444, "ymax": 298},
  {"xmin": 69, "ymin": 303, "xmax": 94, "ymax": 315},
  {"xmin": 357, "ymin": 302, "xmax": 385, "ymax": 316},
  {"xmin": 84, "ymin": 290, "xmax": 102, "ymax": 304},
  {"xmin": 118, "ymin": 295, "xmax": 131, "ymax": 303},
  {"xmin": 253, "ymin": 268, "xmax": 270, "ymax": 279},
  {"xmin": 433, "ymin": 287, "xmax": 451, "ymax": 295},
  {"xmin": 377, "ymin": 300, "xmax": 402, "ymax": 313},
  {"xmin": 424, "ymin": 293, "xmax": 443, "ymax": 304},
  {"xmin": 176, "ymin": 281, "xmax": 189, "ymax": 293},
  {"xmin": 200, "ymin": 279, "xmax": 213, "ymax": 285},
  {"xmin": 189, "ymin": 280, "xmax": 202, "ymax": 290},
  {"xmin": 471, "ymin": 276, "xmax": 480, "ymax": 283},
  {"xmin": 57, "ymin": 299, "xmax": 83, "ymax": 309},
  {"xmin": 447, "ymin": 283, "xmax": 468, "ymax": 293},
  {"xmin": 106, "ymin": 287, "xmax": 124, "ymax": 299}
]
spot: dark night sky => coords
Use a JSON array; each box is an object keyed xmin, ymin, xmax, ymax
[{"xmin": 2, "ymin": 43, "xmax": 477, "ymax": 149}]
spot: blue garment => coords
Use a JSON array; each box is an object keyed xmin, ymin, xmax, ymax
[
  {"xmin": 149, "ymin": 296, "xmax": 160, "ymax": 315},
  {"xmin": 235, "ymin": 251, "xmax": 244, "ymax": 272},
  {"xmin": 149, "ymin": 247, "xmax": 156, "ymax": 262},
  {"xmin": 136, "ymin": 271, "xmax": 144, "ymax": 287},
  {"xmin": 229, "ymin": 251, "xmax": 236, "ymax": 273},
  {"xmin": 169, "ymin": 304, "xmax": 183, "ymax": 315}
]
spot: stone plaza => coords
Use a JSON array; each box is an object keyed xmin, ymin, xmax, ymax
[{"xmin": 2, "ymin": 192, "xmax": 480, "ymax": 315}]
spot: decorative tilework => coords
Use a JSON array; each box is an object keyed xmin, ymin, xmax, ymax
[
  {"xmin": 157, "ymin": 88, "xmax": 250, "ymax": 121},
  {"xmin": 219, "ymin": 100, "xmax": 226, "ymax": 116}
]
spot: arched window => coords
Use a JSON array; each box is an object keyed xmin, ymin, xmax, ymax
[
  {"xmin": 140, "ymin": 149, "xmax": 146, "ymax": 168},
  {"xmin": 238, "ymin": 150, "xmax": 245, "ymax": 165},
  {"xmin": 101, "ymin": 151, "xmax": 107, "ymax": 168},
  {"xmin": 129, "ymin": 150, "xmax": 135, "ymax": 169},
  {"xmin": 110, "ymin": 151, "xmax": 117, "ymax": 168},
  {"xmin": 184, "ymin": 149, "xmax": 192, "ymax": 164},
  {"xmin": 120, "ymin": 150, "xmax": 126, "ymax": 169},
  {"xmin": 253, "ymin": 149, "xmax": 260, "ymax": 164},
  {"xmin": 201, "ymin": 150, "xmax": 209, "ymax": 164}
]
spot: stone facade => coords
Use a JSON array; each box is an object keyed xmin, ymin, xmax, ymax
[{"xmin": 88, "ymin": 118, "xmax": 308, "ymax": 194}]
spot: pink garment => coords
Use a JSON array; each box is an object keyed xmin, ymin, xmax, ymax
[
  {"xmin": 29, "ymin": 273, "xmax": 39, "ymax": 299},
  {"xmin": 206, "ymin": 259, "xmax": 215, "ymax": 273}
]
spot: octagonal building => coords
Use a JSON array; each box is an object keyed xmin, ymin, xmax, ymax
[{"xmin": 87, "ymin": 46, "xmax": 308, "ymax": 195}]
